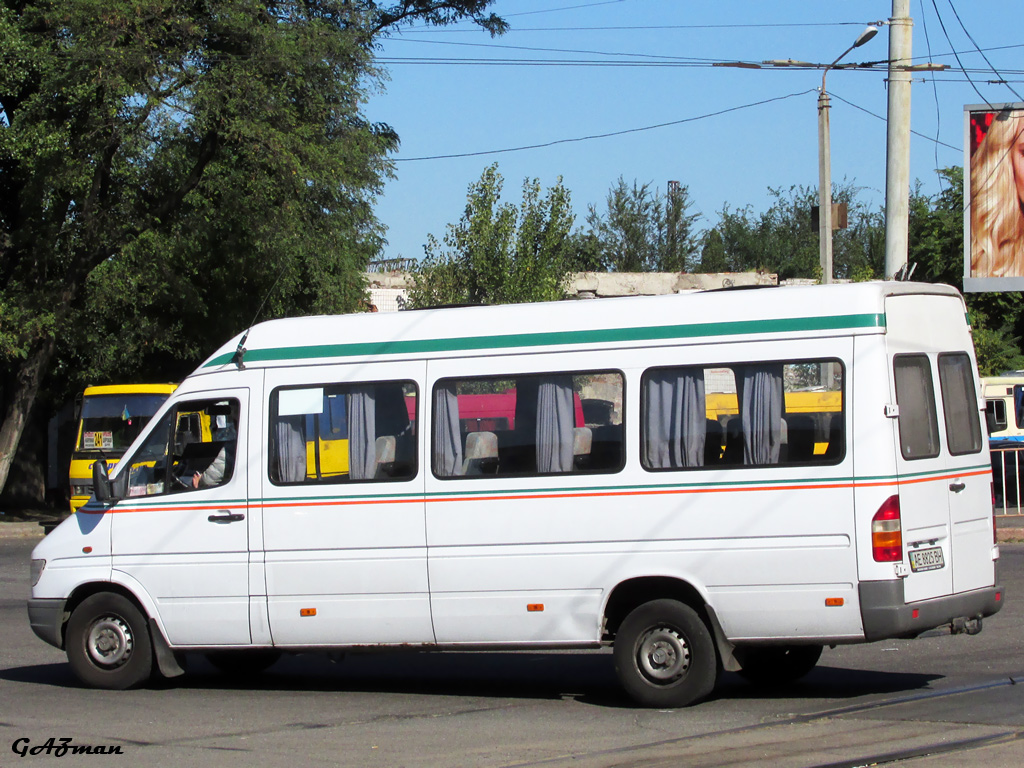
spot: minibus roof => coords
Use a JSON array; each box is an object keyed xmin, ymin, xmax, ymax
[{"xmin": 198, "ymin": 281, "xmax": 965, "ymax": 374}]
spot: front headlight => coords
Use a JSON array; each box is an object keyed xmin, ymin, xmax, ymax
[{"xmin": 30, "ymin": 559, "xmax": 45, "ymax": 587}]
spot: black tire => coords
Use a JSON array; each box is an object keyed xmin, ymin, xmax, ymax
[
  {"xmin": 206, "ymin": 650, "xmax": 281, "ymax": 678},
  {"xmin": 65, "ymin": 592, "xmax": 153, "ymax": 690},
  {"xmin": 736, "ymin": 645, "xmax": 823, "ymax": 686},
  {"xmin": 613, "ymin": 599, "xmax": 717, "ymax": 708}
]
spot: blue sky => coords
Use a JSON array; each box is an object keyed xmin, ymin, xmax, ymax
[{"xmin": 368, "ymin": 0, "xmax": 1024, "ymax": 264}]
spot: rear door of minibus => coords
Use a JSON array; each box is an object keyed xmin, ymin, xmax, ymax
[{"xmin": 886, "ymin": 293, "xmax": 992, "ymax": 604}]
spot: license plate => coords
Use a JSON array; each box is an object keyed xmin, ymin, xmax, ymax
[{"xmin": 909, "ymin": 546, "xmax": 945, "ymax": 572}]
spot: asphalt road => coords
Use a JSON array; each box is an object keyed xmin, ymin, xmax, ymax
[{"xmin": 1, "ymin": 530, "xmax": 1022, "ymax": 767}]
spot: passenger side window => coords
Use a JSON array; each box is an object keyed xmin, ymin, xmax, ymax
[
  {"xmin": 432, "ymin": 371, "xmax": 624, "ymax": 479},
  {"xmin": 123, "ymin": 398, "xmax": 240, "ymax": 497},
  {"xmin": 986, "ymin": 399, "xmax": 1007, "ymax": 433},
  {"xmin": 641, "ymin": 359, "xmax": 844, "ymax": 471},
  {"xmin": 938, "ymin": 353, "xmax": 983, "ymax": 455},
  {"xmin": 268, "ymin": 381, "xmax": 417, "ymax": 485},
  {"xmin": 893, "ymin": 355, "xmax": 940, "ymax": 460}
]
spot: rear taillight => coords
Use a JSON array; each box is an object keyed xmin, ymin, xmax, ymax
[{"xmin": 872, "ymin": 495, "xmax": 903, "ymax": 562}]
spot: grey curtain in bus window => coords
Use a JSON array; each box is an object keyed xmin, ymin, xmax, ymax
[
  {"xmin": 434, "ymin": 385, "xmax": 463, "ymax": 476},
  {"xmin": 738, "ymin": 364, "xmax": 784, "ymax": 465},
  {"xmin": 348, "ymin": 387, "xmax": 377, "ymax": 480},
  {"xmin": 536, "ymin": 377, "xmax": 574, "ymax": 473},
  {"xmin": 645, "ymin": 369, "xmax": 706, "ymax": 468},
  {"xmin": 274, "ymin": 415, "xmax": 306, "ymax": 483}
]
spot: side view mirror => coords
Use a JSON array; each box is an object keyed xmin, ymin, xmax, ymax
[{"xmin": 92, "ymin": 458, "xmax": 114, "ymax": 503}]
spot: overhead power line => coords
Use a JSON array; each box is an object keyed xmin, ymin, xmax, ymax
[
  {"xmin": 395, "ymin": 89, "xmax": 816, "ymax": 162},
  {"xmin": 502, "ymin": 0, "xmax": 627, "ymax": 17},
  {"xmin": 395, "ymin": 87, "xmax": 961, "ymax": 165},
  {"xmin": 942, "ymin": 0, "xmax": 1023, "ymax": 102},
  {"xmin": 828, "ymin": 91, "xmax": 959, "ymax": 151},
  {"xmin": 403, "ymin": 22, "xmax": 874, "ymax": 33}
]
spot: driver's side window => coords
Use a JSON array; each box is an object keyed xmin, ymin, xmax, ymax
[{"xmin": 122, "ymin": 398, "xmax": 240, "ymax": 498}]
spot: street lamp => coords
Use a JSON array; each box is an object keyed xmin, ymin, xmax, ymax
[{"xmin": 818, "ymin": 25, "xmax": 878, "ymax": 284}]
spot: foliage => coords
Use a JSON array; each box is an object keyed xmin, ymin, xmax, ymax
[
  {"xmin": 405, "ymin": 164, "xmax": 576, "ymax": 307},
  {"xmin": 585, "ymin": 178, "xmax": 700, "ymax": 272},
  {"xmin": 699, "ymin": 183, "xmax": 884, "ymax": 280},
  {"xmin": 0, "ymin": 0, "xmax": 504, "ymax": 496}
]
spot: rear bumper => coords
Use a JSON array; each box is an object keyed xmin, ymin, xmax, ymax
[
  {"xmin": 859, "ymin": 580, "xmax": 1004, "ymax": 641},
  {"xmin": 27, "ymin": 598, "xmax": 67, "ymax": 649}
]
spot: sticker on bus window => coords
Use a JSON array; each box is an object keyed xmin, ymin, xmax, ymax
[
  {"xmin": 85, "ymin": 431, "xmax": 113, "ymax": 449},
  {"xmin": 278, "ymin": 388, "xmax": 324, "ymax": 417}
]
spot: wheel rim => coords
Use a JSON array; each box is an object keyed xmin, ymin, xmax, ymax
[
  {"xmin": 636, "ymin": 625, "xmax": 690, "ymax": 685},
  {"xmin": 86, "ymin": 615, "xmax": 134, "ymax": 668}
]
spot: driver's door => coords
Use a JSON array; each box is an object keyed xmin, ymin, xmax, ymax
[{"xmin": 110, "ymin": 386, "xmax": 251, "ymax": 646}]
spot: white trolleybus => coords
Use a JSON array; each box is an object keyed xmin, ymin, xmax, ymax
[{"xmin": 28, "ymin": 282, "xmax": 1003, "ymax": 707}]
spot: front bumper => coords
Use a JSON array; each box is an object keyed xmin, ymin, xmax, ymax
[
  {"xmin": 27, "ymin": 598, "xmax": 67, "ymax": 649},
  {"xmin": 859, "ymin": 580, "xmax": 1004, "ymax": 641}
]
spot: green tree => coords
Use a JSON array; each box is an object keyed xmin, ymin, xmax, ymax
[
  {"xmin": 701, "ymin": 183, "xmax": 883, "ymax": 281},
  {"xmin": 0, "ymin": 0, "xmax": 505, "ymax": 497},
  {"xmin": 405, "ymin": 164, "xmax": 576, "ymax": 307},
  {"xmin": 585, "ymin": 177, "xmax": 700, "ymax": 272}
]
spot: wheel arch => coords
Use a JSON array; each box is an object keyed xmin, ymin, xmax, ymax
[
  {"xmin": 60, "ymin": 581, "xmax": 151, "ymax": 649},
  {"xmin": 602, "ymin": 576, "xmax": 739, "ymax": 672}
]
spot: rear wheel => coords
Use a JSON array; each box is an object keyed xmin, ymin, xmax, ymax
[
  {"xmin": 66, "ymin": 592, "xmax": 153, "ymax": 690},
  {"xmin": 737, "ymin": 645, "xmax": 823, "ymax": 686},
  {"xmin": 613, "ymin": 599, "xmax": 717, "ymax": 708}
]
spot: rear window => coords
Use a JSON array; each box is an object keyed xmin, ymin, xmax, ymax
[
  {"xmin": 938, "ymin": 353, "xmax": 982, "ymax": 455},
  {"xmin": 893, "ymin": 355, "xmax": 940, "ymax": 460}
]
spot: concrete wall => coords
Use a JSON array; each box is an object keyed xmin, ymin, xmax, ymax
[{"xmin": 366, "ymin": 271, "xmax": 779, "ymax": 311}]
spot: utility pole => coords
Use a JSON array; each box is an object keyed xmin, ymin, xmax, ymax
[
  {"xmin": 818, "ymin": 86, "xmax": 833, "ymax": 284},
  {"xmin": 817, "ymin": 26, "xmax": 878, "ymax": 285},
  {"xmin": 885, "ymin": 0, "xmax": 913, "ymax": 279}
]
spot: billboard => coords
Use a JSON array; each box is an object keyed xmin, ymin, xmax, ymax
[{"xmin": 964, "ymin": 103, "xmax": 1024, "ymax": 292}]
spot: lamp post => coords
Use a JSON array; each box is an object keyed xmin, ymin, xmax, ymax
[{"xmin": 818, "ymin": 25, "xmax": 878, "ymax": 284}]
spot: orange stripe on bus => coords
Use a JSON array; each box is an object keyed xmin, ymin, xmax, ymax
[{"xmin": 79, "ymin": 467, "xmax": 990, "ymax": 513}]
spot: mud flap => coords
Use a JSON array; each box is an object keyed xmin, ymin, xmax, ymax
[{"xmin": 148, "ymin": 619, "xmax": 185, "ymax": 678}]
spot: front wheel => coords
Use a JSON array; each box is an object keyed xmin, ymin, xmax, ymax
[
  {"xmin": 65, "ymin": 592, "xmax": 153, "ymax": 689},
  {"xmin": 613, "ymin": 599, "xmax": 717, "ymax": 708}
]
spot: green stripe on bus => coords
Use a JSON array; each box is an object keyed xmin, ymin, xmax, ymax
[{"xmin": 205, "ymin": 312, "xmax": 885, "ymax": 367}]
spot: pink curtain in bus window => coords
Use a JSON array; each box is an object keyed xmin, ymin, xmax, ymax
[
  {"xmin": 348, "ymin": 387, "xmax": 376, "ymax": 480},
  {"xmin": 434, "ymin": 385, "xmax": 463, "ymax": 476},
  {"xmin": 536, "ymin": 377, "xmax": 574, "ymax": 473},
  {"xmin": 645, "ymin": 369, "xmax": 706, "ymax": 468},
  {"xmin": 274, "ymin": 415, "xmax": 306, "ymax": 483},
  {"xmin": 738, "ymin": 364, "xmax": 784, "ymax": 465}
]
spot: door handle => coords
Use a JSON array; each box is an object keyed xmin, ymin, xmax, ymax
[
  {"xmin": 208, "ymin": 511, "xmax": 245, "ymax": 523},
  {"xmin": 949, "ymin": 481, "xmax": 966, "ymax": 493}
]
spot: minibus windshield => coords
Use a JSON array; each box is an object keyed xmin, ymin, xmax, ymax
[{"xmin": 76, "ymin": 394, "xmax": 169, "ymax": 455}]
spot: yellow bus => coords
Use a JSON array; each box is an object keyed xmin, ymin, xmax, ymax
[
  {"xmin": 69, "ymin": 384, "xmax": 177, "ymax": 512},
  {"xmin": 705, "ymin": 389, "xmax": 843, "ymax": 460}
]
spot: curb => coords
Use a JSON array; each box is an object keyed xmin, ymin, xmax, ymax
[{"xmin": 0, "ymin": 522, "xmax": 48, "ymax": 539}]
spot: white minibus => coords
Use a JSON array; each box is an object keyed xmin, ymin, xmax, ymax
[{"xmin": 28, "ymin": 282, "xmax": 1003, "ymax": 707}]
